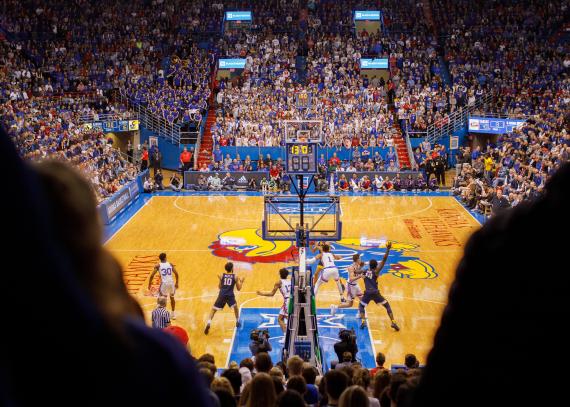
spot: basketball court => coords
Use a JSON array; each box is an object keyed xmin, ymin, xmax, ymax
[{"xmin": 106, "ymin": 192, "xmax": 480, "ymax": 368}]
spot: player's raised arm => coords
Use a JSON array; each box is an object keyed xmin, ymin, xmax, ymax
[
  {"xmin": 236, "ymin": 276, "xmax": 245, "ymax": 291},
  {"xmin": 375, "ymin": 241, "xmax": 392, "ymax": 276},
  {"xmin": 306, "ymin": 252, "xmax": 322, "ymax": 264},
  {"xmin": 148, "ymin": 264, "xmax": 159, "ymax": 290},
  {"xmin": 172, "ymin": 265, "xmax": 179, "ymax": 289},
  {"xmin": 257, "ymin": 281, "xmax": 281, "ymax": 297}
]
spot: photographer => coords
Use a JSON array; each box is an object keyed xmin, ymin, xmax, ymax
[
  {"xmin": 334, "ymin": 329, "xmax": 358, "ymax": 363},
  {"xmin": 249, "ymin": 329, "xmax": 272, "ymax": 356}
]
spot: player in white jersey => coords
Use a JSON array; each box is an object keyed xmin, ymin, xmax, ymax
[
  {"xmin": 307, "ymin": 244, "xmax": 344, "ymax": 300},
  {"xmin": 330, "ymin": 253, "xmax": 364, "ymax": 315},
  {"xmin": 256, "ymin": 268, "xmax": 291, "ymax": 335},
  {"xmin": 148, "ymin": 253, "xmax": 179, "ymax": 318}
]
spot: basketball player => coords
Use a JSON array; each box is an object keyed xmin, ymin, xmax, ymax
[
  {"xmin": 307, "ymin": 244, "xmax": 344, "ymax": 300},
  {"xmin": 148, "ymin": 253, "xmax": 179, "ymax": 318},
  {"xmin": 204, "ymin": 262, "xmax": 244, "ymax": 335},
  {"xmin": 310, "ymin": 241, "xmax": 324, "ymax": 286},
  {"xmin": 256, "ymin": 268, "xmax": 291, "ymax": 334},
  {"xmin": 330, "ymin": 253, "xmax": 365, "ymax": 315},
  {"xmin": 359, "ymin": 242, "xmax": 400, "ymax": 331}
]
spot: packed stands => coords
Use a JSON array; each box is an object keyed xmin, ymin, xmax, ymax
[
  {"xmin": 1, "ymin": 0, "xmax": 568, "ymax": 201},
  {"xmin": 452, "ymin": 99, "xmax": 569, "ymax": 214},
  {"xmin": 0, "ymin": 37, "xmax": 137, "ymax": 203}
]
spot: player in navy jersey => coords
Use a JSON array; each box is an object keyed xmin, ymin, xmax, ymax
[
  {"xmin": 359, "ymin": 242, "xmax": 400, "ymax": 331},
  {"xmin": 256, "ymin": 268, "xmax": 292, "ymax": 335},
  {"xmin": 204, "ymin": 262, "xmax": 244, "ymax": 335}
]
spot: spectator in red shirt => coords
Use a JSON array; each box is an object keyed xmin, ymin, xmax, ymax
[
  {"xmin": 269, "ymin": 165, "xmax": 280, "ymax": 186},
  {"xmin": 141, "ymin": 148, "xmax": 149, "ymax": 171},
  {"xmin": 329, "ymin": 153, "xmax": 341, "ymax": 168},
  {"xmin": 369, "ymin": 352, "xmax": 386, "ymax": 377},
  {"xmin": 180, "ymin": 147, "xmax": 193, "ymax": 172}
]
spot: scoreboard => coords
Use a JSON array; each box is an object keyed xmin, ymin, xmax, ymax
[{"xmin": 286, "ymin": 143, "xmax": 317, "ymax": 175}]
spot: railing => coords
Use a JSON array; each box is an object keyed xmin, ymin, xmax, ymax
[
  {"xmin": 466, "ymin": 111, "xmax": 529, "ymax": 120},
  {"xmin": 193, "ymin": 128, "xmax": 202, "ymax": 170},
  {"xmin": 117, "ymin": 92, "xmax": 201, "ymax": 146},
  {"xmin": 404, "ymin": 131, "xmax": 415, "ymax": 168},
  {"xmin": 425, "ymin": 93, "xmax": 493, "ymax": 144},
  {"xmin": 118, "ymin": 92, "xmax": 181, "ymax": 145},
  {"xmin": 78, "ymin": 112, "xmax": 135, "ymax": 124}
]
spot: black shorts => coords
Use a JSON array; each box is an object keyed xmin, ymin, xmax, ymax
[
  {"xmin": 361, "ymin": 290, "xmax": 387, "ymax": 306},
  {"xmin": 213, "ymin": 294, "xmax": 237, "ymax": 310}
]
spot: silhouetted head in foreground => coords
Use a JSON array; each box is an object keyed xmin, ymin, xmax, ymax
[
  {"xmin": 1, "ymin": 131, "xmax": 210, "ymax": 405},
  {"xmin": 412, "ymin": 163, "xmax": 570, "ymax": 407}
]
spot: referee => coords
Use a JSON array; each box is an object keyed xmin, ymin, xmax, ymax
[{"xmin": 152, "ymin": 297, "xmax": 171, "ymax": 329}]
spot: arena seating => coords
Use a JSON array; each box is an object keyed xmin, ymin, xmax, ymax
[{"xmin": 1, "ymin": 0, "xmax": 568, "ymax": 201}]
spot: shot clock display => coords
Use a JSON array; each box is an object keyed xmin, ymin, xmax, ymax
[{"xmin": 286, "ymin": 143, "xmax": 318, "ymax": 174}]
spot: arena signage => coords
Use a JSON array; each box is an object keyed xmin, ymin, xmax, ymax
[
  {"xmin": 84, "ymin": 120, "xmax": 139, "ymax": 133},
  {"xmin": 468, "ymin": 116, "xmax": 526, "ymax": 134},
  {"xmin": 225, "ymin": 11, "xmax": 252, "ymax": 21},
  {"xmin": 354, "ymin": 11, "xmax": 381, "ymax": 20},
  {"xmin": 218, "ymin": 59, "xmax": 247, "ymax": 69},
  {"xmin": 360, "ymin": 58, "xmax": 389, "ymax": 69}
]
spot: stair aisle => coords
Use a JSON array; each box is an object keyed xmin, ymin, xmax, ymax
[
  {"xmin": 393, "ymin": 131, "xmax": 412, "ymax": 169},
  {"xmin": 197, "ymin": 107, "xmax": 216, "ymax": 168}
]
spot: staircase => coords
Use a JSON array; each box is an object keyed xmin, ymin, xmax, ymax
[
  {"xmin": 393, "ymin": 131, "xmax": 411, "ymax": 169},
  {"xmin": 389, "ymin": 107, "xmax": 412, "ymax": 169},
  {"xmin": 197, "ymin": 107, "xmax": 216, "ymax": 168}
]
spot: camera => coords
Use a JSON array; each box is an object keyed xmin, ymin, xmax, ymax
[
  {"xmin": 250, "ymin": 329, "xmax": 270, "ymax": 342},
  {"xmin": 338, "ymin": 329, "xmax": 356, "ymax": 345}
]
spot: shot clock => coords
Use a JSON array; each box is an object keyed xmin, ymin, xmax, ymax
[{"xmin": 285, "ymin": 143, "xmax": 318, "ymax": 175}]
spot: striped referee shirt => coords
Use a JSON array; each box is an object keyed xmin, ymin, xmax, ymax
[{"xmin": 151, "ymin": 306, "xmax": 171, "ymax": 329}]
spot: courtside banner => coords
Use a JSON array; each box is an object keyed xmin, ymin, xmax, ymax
[
  {"xmin": 184, "ymin": 171, "xmax": 268, "ymax": 188},
  {"xmin": 354, "ymin": 10, "xmax": 381, "ymax": 20},
  {"xmin": 184, "ymin": 171, "xmax": 421, "ymax": 190},
  {"xmin": 105, "ymin": 186, "xmax": 132, "ymax": 221},
  {"xmin": 360, "ymin": 58, "xmax": 389, "ymax": 69},
  {"xmin": 225, "ymin": 11, "xmax": 252, "ymax": 21},
  {"xmin": 98, "ymin": 170, "xmax": 149, "ymax": 224},
  {"xmin": 219, "ymin": 59, "xmax": 247, "ymax": 69},
  {"xmin": 338, "ymin": 171, "xmax": 421, "ymax": 181}
]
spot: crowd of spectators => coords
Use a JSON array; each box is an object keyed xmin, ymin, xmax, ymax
[
  {"xmin": 210, "ymin": 0, "xmax": 443, "ymax": 151},
  {"xmin": 2, "ymin": 0, "xmax": 568, "ymax": 203},
  {"xmin": 2, "ymin": 95, "xmax": 138, "ymax": 203},
  {"xmin": 433, "ymin": 0, "xmax": 569, "ymax": 117},
  {"xmin": 0, "ymin": 0, "xmax": 208, "ymax": 92},
  {"xmin": 451, "ymin": 100, "xmax": 569, "ymax": 215},
  {"xmin": 191, "ymin": 349, "xmax": 422, "ymax": 407},
  {"xmin": 1, "ymin": 35, "xmax": 138, "ymax": 203},
  {"xmin": 121, "ymin": 49, "xmax": 212, "ymax": 126}
]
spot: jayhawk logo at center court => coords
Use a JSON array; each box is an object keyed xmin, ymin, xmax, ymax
[{"xmin": 209, "ymin": 228, "xmax": 437, "ymax": 280}]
